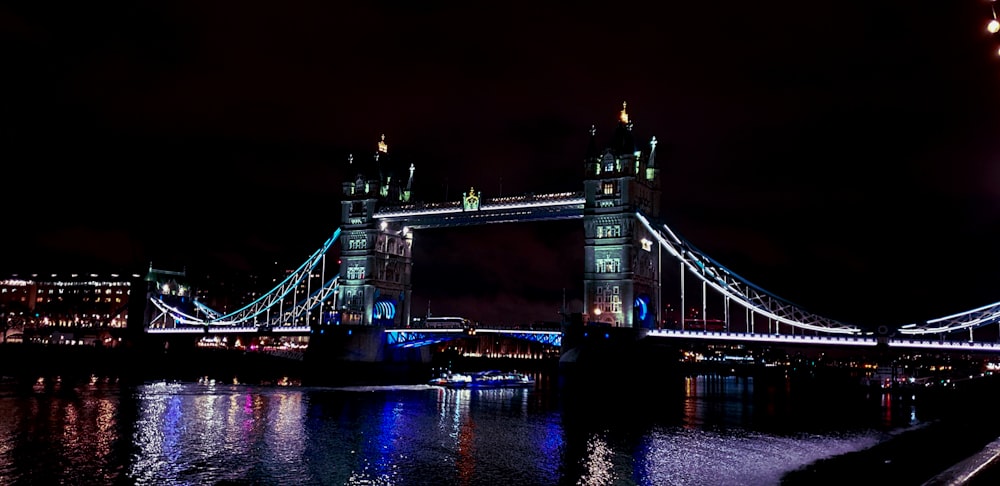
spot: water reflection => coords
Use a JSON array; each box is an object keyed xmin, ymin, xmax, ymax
[
  {"xmin": 0, "ymin": 378, "xmax": 125, "ymax": 484},
  {"xmin": 131, "ymin": 382, "xmax": 314, "ymax": 485},
  {"xmin": 0, "ymin": 372, "xmax": 943, "ymax": 485}
]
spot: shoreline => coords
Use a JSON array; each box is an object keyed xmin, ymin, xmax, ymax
[{"xmin": 781, "ymin": 375, "xmax": 1000, "ymax": 485}]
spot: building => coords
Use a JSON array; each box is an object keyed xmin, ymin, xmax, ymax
[{"xmin": 0, "ymin": 272, "xmax": 139, "ymax": 345}]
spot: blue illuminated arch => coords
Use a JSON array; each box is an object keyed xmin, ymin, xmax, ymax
[
  {"xmin": 634, "ymin": 295, "xmax": 653, "ymax": 328},
  {"xmin": 374, "ymin": 299, "xmax": 397, "ymax": 320}
]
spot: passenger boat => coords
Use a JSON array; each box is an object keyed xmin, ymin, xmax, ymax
[{"xmin": 428, "ymin": 370, "xmax": 535, "ymax": 389}]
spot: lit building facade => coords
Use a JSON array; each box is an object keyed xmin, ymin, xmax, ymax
[{"xmin": 0, "ymin": 272, "xmax": 139, "ymax": 344}]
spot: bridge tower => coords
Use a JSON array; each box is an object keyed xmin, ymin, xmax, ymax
[
  {"xmin": 336, "ymin": 135, "xmax": 415, "ymax": 327},
  {"xmin": 582, "ymin": 102, "xmax": 662, "ymax": 328}
]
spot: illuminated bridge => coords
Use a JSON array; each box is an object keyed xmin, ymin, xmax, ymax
[{"xmin": 141, "ymin": 103, "xmax": 1000, "ymax": 359}]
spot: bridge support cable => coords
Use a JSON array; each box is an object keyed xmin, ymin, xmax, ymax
[
  {"xmin": 146, "ymin": 227, "xmax": 343, "ymax": 329},
  {"xmin": 642, "ymin": 210, "xmax": 1000, "ymax": 339},
  {"xmin": 193, "ymin": 300, "xmax": 222, "ymax": 320},
  {"xmin": 147, "ymin": 297, "xmax": 212, "ymax": 326},
  {"xmin": 195, "ymin": 227, "xmax": 341, "ymax": 326},
  {"xmin": 261, "ymin": 277, "xmax": 340, "ymax": 329},
  {"xmin": 210, "ymin": 227, "xmax": 341, "ymax": 326},
  {"xmin": 636, "ymin": 212, "xmax": 862, "ymax": 335},
  {"xmin": 898, "ymin": 300, "xmax": 1000, "ymax": 336}
]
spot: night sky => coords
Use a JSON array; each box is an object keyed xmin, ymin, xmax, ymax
[{"xmin": 2, "ymin": 2, "xmax": 1000, "ymax": 330}]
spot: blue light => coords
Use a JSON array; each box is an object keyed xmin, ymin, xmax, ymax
[
  {"xmin": 634, "ymin": 296, "xmax": 648, "ymax": 321},
  {"xmin": 373, "ymin": 300, "xmax": 397, "ymax": 320}
]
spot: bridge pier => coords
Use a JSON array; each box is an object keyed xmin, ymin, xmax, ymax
[
  {"xmin": 303, "ymin": 325, "xmax": 433, "ymax": 385},
  {"xmin": 559, "ymin": 324, "xmax": 679, "ymax": 377}
]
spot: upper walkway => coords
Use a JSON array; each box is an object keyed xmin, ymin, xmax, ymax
[{"xmin": 373, "ymin": 191, "xmax": 585, "ymax": 229}]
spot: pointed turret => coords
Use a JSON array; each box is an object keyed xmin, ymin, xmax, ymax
[
  {"xmin": 644, "ymin": 135, "xmax": 660, "ymax": 189},
  {"xmin": 608, "ymin": 101, "xmax": 637, "ymax": 157},
  {"xmin": 585, "ymin": 101, "xmax": 644, "ymax": 177},
  {"xmin": 339, "ymin": 133, "xmax": 415, "ymax": 202},
  {"xmin": 585, "ymin": 124, "xmax": 600, "ymax": 160},
  {"xmin": 375, "ymin": 133, "xmax": 390, "ymax": 198},
  {"xmin": 343, "ymin": 152, "xmax": 375, "ymax": 198},
  {"xmin": 403, "ymin": 162, "xmax": 415, "ymax": 202},
  {"xmin": 647, "ymin": 136, "xmax": 658, "ymax": 168}
]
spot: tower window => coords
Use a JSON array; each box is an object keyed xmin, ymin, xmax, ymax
[
  {"xmin": 595, "ymin": 257, "xmax": 620, "ymax": 273},
  {"xmin": 597, "ymin": 224, "xmax": 621, "ymax": 238},
  {"xmin": 347, "ymin": 265, "xmax": 365, "ymax": 280},
  {"xmin": 348, "ymin": 237, "xmax": 366, "ymax": 250},
  {"xmin": 602, "ymin": 182, "xmax": 615, "ymax": 195}
]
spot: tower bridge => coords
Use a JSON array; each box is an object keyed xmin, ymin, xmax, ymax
[{"xmin": 139, "ymin": 102, "xmax": 1000, "ymax": 368}]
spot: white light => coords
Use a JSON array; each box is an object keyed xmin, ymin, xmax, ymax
[{"xmin": 989, "ymin": 19, "xmax": 999, "ymax": 34}]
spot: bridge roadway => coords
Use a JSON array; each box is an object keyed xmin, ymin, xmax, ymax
[{"xmin": 145, "ymin": 326, "xmax": 1000, "ymax": 354}]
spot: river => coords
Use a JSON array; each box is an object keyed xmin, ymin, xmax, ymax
[{"xmin": 1, "ymin": 363, "xmax": 994, "ymax": 485}]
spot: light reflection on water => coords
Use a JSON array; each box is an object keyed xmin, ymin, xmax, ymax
[{"xmin": 0, "ymin": 373, "xmax": 925, "ymax": 485}]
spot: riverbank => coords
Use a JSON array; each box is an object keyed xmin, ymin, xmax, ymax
[
  {"xmin": 781, "ymin": 374, "xmax": 1000, "ymax": 485},
  {"xmin": 0, "ymin": 342, "xmax": 309, "ymax": 385}
]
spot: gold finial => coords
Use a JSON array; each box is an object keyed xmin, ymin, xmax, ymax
[
  {"xmin": 378, "ymin": 133, "xmax": 388, "ymax": 153},
  {"xmin": 468, "ymin": 186, "xmax": 476, "ymax": 197},
  {"xmin": 619, "ymin": 101, "xmax": 629, "ymax": 124}
]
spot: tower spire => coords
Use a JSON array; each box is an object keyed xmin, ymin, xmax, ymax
[{"xmin": 619, "ymin": 101, "xmax": 629, "ymax": 124}]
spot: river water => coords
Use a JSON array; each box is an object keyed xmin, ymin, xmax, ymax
[{"xmin": 0, "ymin": 368, "xmax": 971, "ymax": 485}]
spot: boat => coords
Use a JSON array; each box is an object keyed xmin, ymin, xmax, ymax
[{"xmin": 428, "ymin": 370, "xmax": 535, "ymax": 389}]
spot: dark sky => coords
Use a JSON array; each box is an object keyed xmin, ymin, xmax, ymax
[{"xmin": 2, "ymin": 2, "xmax": 1000, "ymax": 330}]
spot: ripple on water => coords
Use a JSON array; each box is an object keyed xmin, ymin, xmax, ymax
[{"xmin": 635, "ymin": 426, "xmax": 887, "ymax": 486}]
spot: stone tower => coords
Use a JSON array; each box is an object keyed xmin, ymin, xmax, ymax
[
  {"xmin": 336, "ymin": 135, "xmax": 415, "ymax": 326},
  {"xmin": 582, "ymin": 102, "xmax": 662, "ymax": 328}
]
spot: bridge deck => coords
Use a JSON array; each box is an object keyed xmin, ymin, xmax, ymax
[{"xmin": 145, "ymin": 326, "xmax": 1000, "ymax": 353}]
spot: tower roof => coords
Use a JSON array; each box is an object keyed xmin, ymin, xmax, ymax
[
  {"xmin": 607, "ymin": 101, "xmax": 637, "ymax": 157},
  {"xmin": 343, "ymin": 133, "xmax": 413, "ymax": 202},
  {"xmin": 585, "ymin": 102, "xmax": 640, "ymax": 162}
]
